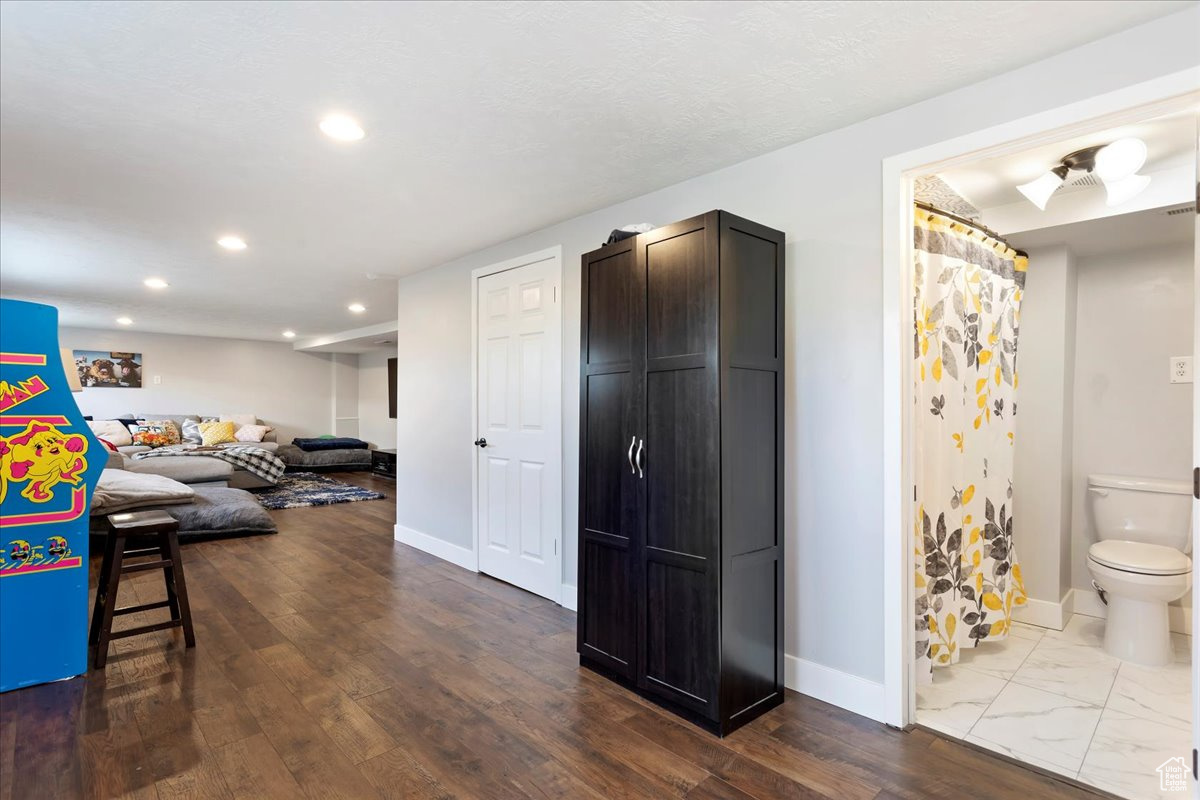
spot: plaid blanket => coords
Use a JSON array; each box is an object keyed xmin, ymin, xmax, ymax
[{"xmin": 133, "ymin": 445, "xmax": 286, "ymax": 485}]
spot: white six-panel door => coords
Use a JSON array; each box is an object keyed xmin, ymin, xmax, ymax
[{"xmin": 475, "ymin": 252, "xmax": 562, "ymax": 601}]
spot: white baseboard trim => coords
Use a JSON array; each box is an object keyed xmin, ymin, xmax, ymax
[
  {"xmin": 560, "ymin": 584, "xmax": 578, "ymax": 612},
  {"xmin": 784, "ymin": 655, "xmax": 886, "ymax": 723},
  {"xmin": 1012, "ymin": 590, "xmax": 1074, "ymax": 631},
  {"xmin": 1072, "ymin": 587, "xmax": 1193, "ymax": 636},
  {"xmin": 393, "ymin": 523, "xmax": 477, "ymax": 572}
]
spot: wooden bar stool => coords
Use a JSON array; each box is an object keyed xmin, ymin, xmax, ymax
[{"xmin": 89, "ymin": 510, "xmax": 195, "ymax": 669}]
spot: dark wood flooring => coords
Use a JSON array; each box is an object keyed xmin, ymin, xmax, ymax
[{"xmin": 0, "ymin": 472, "xmax": 1107, "ymax": 800}]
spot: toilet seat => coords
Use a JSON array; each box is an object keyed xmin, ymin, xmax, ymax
[{"xmin": 1088, "ymin": 540, "xmax": 1191, "ymax": 575}]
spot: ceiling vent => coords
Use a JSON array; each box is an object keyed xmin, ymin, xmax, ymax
[
  {"xmin": 1067, "ymin": 173, "xmax": 1101, "ymax": 188},
  {"xmin": 1165, "ymin": 206, "xmax": 1195, "ymax": 216}
]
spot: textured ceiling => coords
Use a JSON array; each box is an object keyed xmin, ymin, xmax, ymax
[{"xmin": 0, "ymin": 0, "xmax": 1191, "ymax": 341}]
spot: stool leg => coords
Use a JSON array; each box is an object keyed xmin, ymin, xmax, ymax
[
  {"xmin": 158, "ymin": 531, "xmax": 181, "ymax": 622},
  {"xmin": 93, "ymin": 535, "xmax": 126, "ymax": 669},
  {"xmin": 164, "ymin": 531, "xmax": 195, "ymax": 648},
  {"xmin": 88, "ymin": 533, "xmax": 118, "ymax": 648}
]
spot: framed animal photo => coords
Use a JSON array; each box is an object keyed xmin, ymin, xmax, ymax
[{"xmin": 73, "ymin": 350, "xmax": 142, "ymax": 388}]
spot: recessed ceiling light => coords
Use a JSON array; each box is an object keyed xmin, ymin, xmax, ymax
[
  {"xmin": 143, "ymin": 277, "xmax": 169, "ymax": 289},
  {"xmin": 217, "ymin": 235, "xmax": 247, "ymax": 251},
  {"xmin": 320, "ymin": 114, "xmax": 365, "ymax": 142},
  {"xmin": 348, "ymin": 303, "xmax": 366, "ymax": 313},
  {"xmin": 282, "ymin": 330, "xmax": 296, "ymax": 339},
  {"xmin": 116, "ymin": 316, "xmax": 133, "ymax": 326}
]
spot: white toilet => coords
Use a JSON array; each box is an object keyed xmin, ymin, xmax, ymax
[{"xmin": 1086, "ymin": 473, "xmax": 1192, "ymax": 667}]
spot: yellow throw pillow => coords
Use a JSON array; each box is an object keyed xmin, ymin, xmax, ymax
[{"xmin": 198, "ymin": 420, "xmax": 236, "ymax": 446}]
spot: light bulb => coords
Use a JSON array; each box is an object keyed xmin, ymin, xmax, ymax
[
  {"xmin": 1095, "ymin": 138, "xmax": 1147, "ymax": 182},
  {"xmin": 1104, "ymin": 173, "xmax": 1151, "ymax": 207},
  {"xmin": 1016, "ymin": 168, "xmax": 1066, "ymax": 210}
]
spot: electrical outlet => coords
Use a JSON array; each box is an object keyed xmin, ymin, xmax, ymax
[
  {"xmin": 1170, "ymin": 356, "xmax": 1192, "ymax": 384},
  {"xmin": 153, "ymin": 375, "xmax": 162, "ymax": 385}
]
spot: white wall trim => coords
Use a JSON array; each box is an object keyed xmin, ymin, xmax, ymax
[
  {"xmin": 880, "ymin": 69, "xmax": 1200, "ymax": 729},
  {"xmin": 1071, "ymin": 587, "xmax": 1193, "ymax": 636},
  {"xmin": 560, "ymin": 584, "xmax": 578, "ymax": 612},
  {"xmin": 1012, "ymin": 591, "xmax": 1075, "ymax": 631},
  {"xmin": 394, "ymin": 523, "xmax": 477, "ymax": 572},
  {"xmin": 785, "ymin": 656, "xmax": 887, "ymax": 723}
]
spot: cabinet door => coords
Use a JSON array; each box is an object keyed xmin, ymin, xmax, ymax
[
  {"xmin": 636, "ymin": 213, "xmax": 721, "ymax": 718},
  {"xmin": 578, "ymin": 240, "xmax": 644, "ymax": 679}
]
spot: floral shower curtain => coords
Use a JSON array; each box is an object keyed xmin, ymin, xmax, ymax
[{"xmin": 913, "ymin": 205, "xmax": 1028, "ymax": 681}]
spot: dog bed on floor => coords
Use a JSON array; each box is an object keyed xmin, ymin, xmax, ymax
[
  {"xmin": 275, "ymin": 443, "xmax": 373, "ymax": 471},
  {"xmin": 254, "ymin": 472, "xmax": 385, "ymax": 509}
]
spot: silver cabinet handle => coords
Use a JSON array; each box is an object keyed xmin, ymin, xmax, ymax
[
  {"xmin": 635, "ymin": 439, "xmax": 644, "ymax": 479},
  {"xmin": 627, "ymin": 435, "xmax": 636, "ymax": 474}
]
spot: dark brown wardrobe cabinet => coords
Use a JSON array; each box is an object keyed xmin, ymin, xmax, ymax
[{"xmin": 577, "ymin": 210, "xmax": 785, "ymax": 736}]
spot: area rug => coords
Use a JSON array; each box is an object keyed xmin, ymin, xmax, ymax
[{"xmin": 254, "ymin": 472, "xmax": 386, "ymax": 510}]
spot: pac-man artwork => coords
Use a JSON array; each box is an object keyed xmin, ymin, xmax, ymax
[{"xmin": 0, "ymin": 300, "xmax": 105, "ymax": 691}]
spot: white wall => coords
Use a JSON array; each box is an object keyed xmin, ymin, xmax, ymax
[
  {"xmin": 393, "ymin": 11, "xmax": 1200, "ymax": 688},
  {"xmin": 332, "ymin": 353, "xmax": 360, "ymax": 438},
  {"xmin": 359, "ymin": 348, "xmax": 397, "ymax": 449},
  {"xmin": 1070, "ymin": 241, "xmax": 1195, "ymax": 594},
  {"xmin": 60, "ymin": 327, "xmax": 335, "ymax": 443},
  {"xmin": 1011, "ymin": 246, "xmax": 1077, "ymax": 607}
]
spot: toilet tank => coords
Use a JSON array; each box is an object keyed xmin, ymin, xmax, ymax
[{"xmin": 1087, "ymin": 474, "xmax": 1193, "ymax": 553}]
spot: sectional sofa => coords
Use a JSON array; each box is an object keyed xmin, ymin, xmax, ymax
[{"xmin": 93, "ymin": 413, "xmax": 279, "ymax": 489}]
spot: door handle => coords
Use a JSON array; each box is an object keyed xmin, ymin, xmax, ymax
[
  {"xmin": 635, "ymin": 439, "xmax": 644, "ymax": 479},
  {"xmin": 626, "ymin": 436, "xmax": 636, "ymax": 474},
  {"xmin": 474, "ymin": 438, "xmax": 488, "ymax": 448}
]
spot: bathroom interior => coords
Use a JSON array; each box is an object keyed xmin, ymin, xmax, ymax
[{"xmin": 912, "ymin": 109, "xmax": 1197, "ymax": 800}]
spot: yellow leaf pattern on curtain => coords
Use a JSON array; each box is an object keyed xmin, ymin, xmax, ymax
[{"xmin": 913, "ymin": 206, "xmax": 1028, "ymax": 680}]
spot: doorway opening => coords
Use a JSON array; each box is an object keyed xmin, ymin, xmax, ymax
[{"xmin": 882, "ymin": 75, "xmax": 1199, "ymax": 800}]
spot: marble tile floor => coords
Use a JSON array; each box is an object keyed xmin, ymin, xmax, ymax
[{"xmin": 916, "ymin": 614, "xmax": 1192, "ymax": 800}]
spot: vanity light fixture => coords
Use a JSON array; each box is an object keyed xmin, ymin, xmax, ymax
[{"xmin": 1016, "ymin": 137, "xmax": 1151, "ymax": 210}]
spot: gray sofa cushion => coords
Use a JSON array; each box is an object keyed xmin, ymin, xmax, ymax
[
  {"xmin": 276, "ymin": 443, "xmax": 372, "ymax": 469},
  {"xmin": 117, "ymin": 444, "xmax": 152, "ymax": 455},
  {"xmin": 136, "ymin": 414, "xmax": 201, "ymax": 429},
  {"xmin": 124, "ymin": 455, "xmax": 234, "ymax": 484},
  {"xmin": 164, "ymin": 487, "xmax": 277, "ymax": 537},
  {"xmin": 91, "ymin": 487, "xmax": 277, "ymax": 539}
]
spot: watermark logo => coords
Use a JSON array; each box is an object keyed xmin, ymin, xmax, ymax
[{"xmin": 1158, "ymin": 756, "xmax": 1188, "ymax": 793}]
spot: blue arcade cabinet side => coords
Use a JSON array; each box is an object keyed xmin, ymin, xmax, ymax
[{"xmin": 0, "ymin": 299, "xmax": 104, "ymax": 691}]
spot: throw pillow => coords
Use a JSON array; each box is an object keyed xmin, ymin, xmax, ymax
[
  {"xmin": 199, "ymin": 420, "xmax": 237, "ymax": 446},
  {"xmin": 131, "ymin": 420, "xmax": 180, "ymax": 448},
  {"xmin": 181, "ymin": 418, "xmax": 203, "ymax": 444},
  {"xmin": 234, "ymin": 424, "xmax": 272, "ymax": 443},
  {"xmin": 88, "ymin": 419, "xmax": 133, "ymax": 447},
  {"xmin": 221, "ymin": 413, "xmax": 258, "ymax": 429}
]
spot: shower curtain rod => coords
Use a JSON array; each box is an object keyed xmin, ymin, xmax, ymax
[{"xmin": 914, "ymin": 201, "xmax": 1028, "ymax": 258}]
